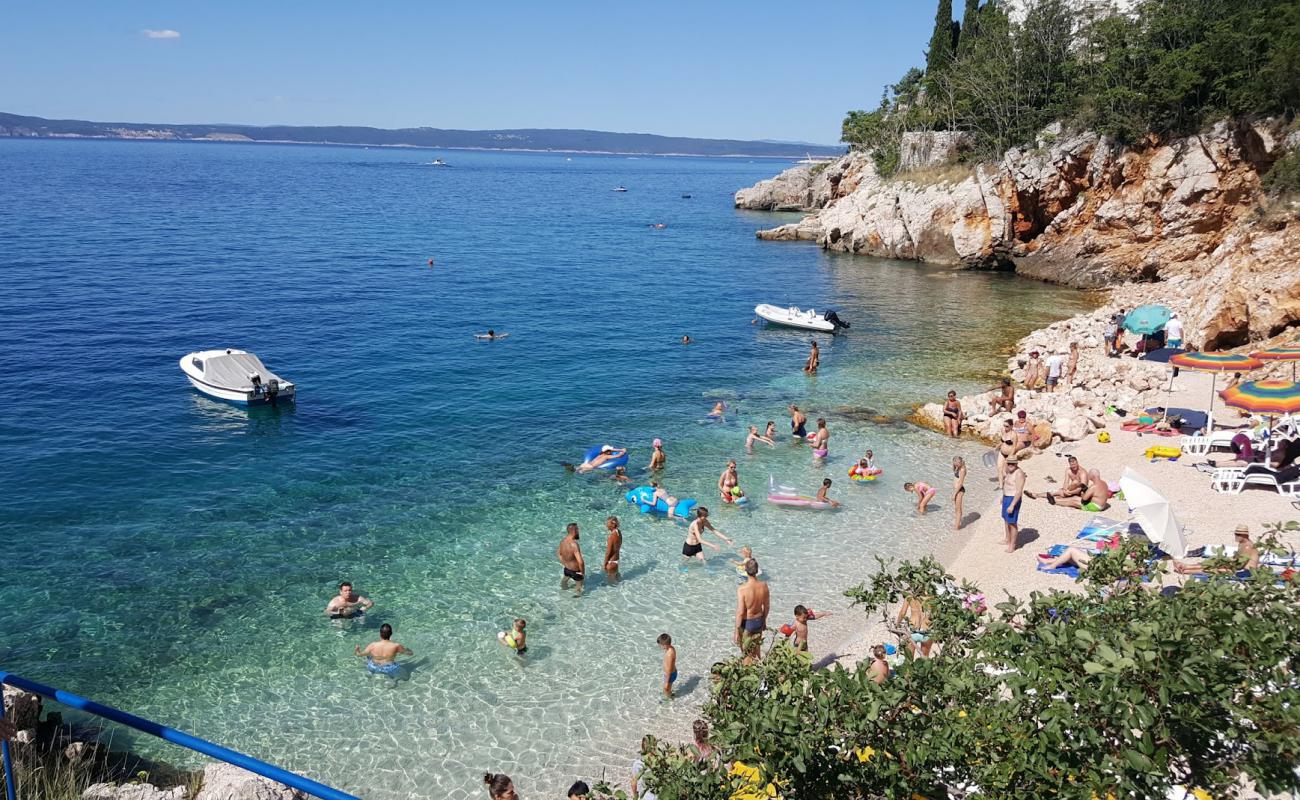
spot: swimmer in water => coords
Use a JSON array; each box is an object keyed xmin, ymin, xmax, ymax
[
  {"xmin": 576, "ymin": 445, "xmax": 626, "ymax": 473},
  {"xmin": 355, "ymin": 623, "xmax": 412, "ymax": 668},
  {"xmin": 681, "ymin": 335, "xmax": 692, "ymax": 345},
  {"xmin": 815, "ymin": 478, "xmax": 841, "ymax": 508},
  {"xmin": 558, "ymin": 522, "xmax": 585, "ymax": 595},
  {"xmin": 649, "ymin": 480, "xmax": 679, "ymax": 518},
  {"xmin": 683, "ymin": 507, "xmax": 732, "ymax": 563},
  {"xmin": 904, "ymin": 481, "xmax": 938, "ymax": 514},
  {"xmin": 498, "ymin": 618, "xmax": 527, "ymax": 655},
  {"xmin": 647, "ymin": 438, "xmax": 666, "ymax": 470},
  {"xmin": 611, "ymin": 466, "xmax": 631, "ymax": 484},
  {"xmin": 764, "ymin": 420, "xmax": 776, "ymax": 440},
  {"xmin": 746, "ymin": 425, "xmax": 775, "ymax": 451},
  {"xmin": 789, "ymin": 404, "xmax": 807, "ymax": 441},
  {"xmin": 708, "ymin": 401, "xmax": 727, "ymax": 418},
  {"xmin": 325, "ymin": 581, "xmax": 373, "ymax": 619},
  {"xmin": 804, "ymin": 340, "xmax": 820, "ymax": 374},
  {"xmin": 718, "ymin": 460, "xmax": 740, "ymax": 503},
  {"xmin": 812, "ymin": 418, "xmax": 830, "ymax": 459},
  {"xmin": 730, "ymin": 545, "xmax": 755, "ymax": 571}
]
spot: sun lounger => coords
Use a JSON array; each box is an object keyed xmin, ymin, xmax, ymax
[
  {"xmin": 1180, "ymin": 424, "xmax": 1264, "ymax": 456},
  {"xmin": 1210, "ymin": 463, "xmax": 1300, "ymax": 496}
]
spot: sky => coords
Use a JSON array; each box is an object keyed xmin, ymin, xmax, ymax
[{"xmin": 0, "ymin": 2, "xmax": 939, "ymax": 145}]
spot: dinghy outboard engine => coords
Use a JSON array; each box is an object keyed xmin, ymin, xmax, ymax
[
  {"xmin": 823, "ymin": 310, "xmax": 851, "ymax": 331},
  {"xmin": 265, "ymin": 378, "xmax": 280, "ymax": 406}
]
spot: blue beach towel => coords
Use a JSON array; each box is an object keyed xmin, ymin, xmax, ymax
[{"xmin": 1037, "ymin": 545, "xmax": 1080, "ymax": 578}]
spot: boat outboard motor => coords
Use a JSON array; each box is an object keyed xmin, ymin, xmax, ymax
[
  {"xmin": 265, "ymin": 378, "xmax": 280, "ymax": 406},
  {"xmin": 823, "ymin": 310, "xmax": 851, "ymax": 331}
]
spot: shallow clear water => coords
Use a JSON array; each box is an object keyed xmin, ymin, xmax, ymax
[{"xmin": 0, "ymin": 140, "xmax": 1093, "ymax": 798}]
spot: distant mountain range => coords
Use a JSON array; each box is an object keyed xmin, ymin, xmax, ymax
[{"xmin": 0, "ymin": 112, "xmax": 844, "ymax": 158}]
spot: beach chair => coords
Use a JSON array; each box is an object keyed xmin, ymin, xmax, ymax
[
  {"xmin": 1180, "ymin": 423, "xmax": 1265, "ymax": 456},
  {"xmin": 1209, "ymin": 463, "xmax": 1300, "ymax": 496}
]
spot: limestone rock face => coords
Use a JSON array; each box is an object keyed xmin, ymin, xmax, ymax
[
  {"xmin": 898, "ymin": 131, "xmax": 974, "ymax": 171},
  {"xmin": 194, "ymin": 764, "xmax": 307, "ymax": 800},
  {"xmin": 739, "ymin": 118, "xmax": 1299, "ymax": 346},
  {"xmin": 84, "ymin": 783, "xmax": 187, "ymax": 800}
]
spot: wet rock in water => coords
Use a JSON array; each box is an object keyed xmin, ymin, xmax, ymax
[
  {"xmin": 84, "ymin": 783, "xmax": 187, "ymax": 800},
  {"xmin": 194, "ymin": 763, "xmax": 308, "ymax": 800}
]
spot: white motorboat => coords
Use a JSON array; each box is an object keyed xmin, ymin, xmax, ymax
[
  {"xmin": 754, "ymin": 304, "xmax": 850, "ymax": 333},
  {"xmin": 180, "ymin": 349, "xmax": 295, "ymax": 405}
]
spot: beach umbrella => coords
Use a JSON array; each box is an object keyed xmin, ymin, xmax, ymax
[
  {"xmin": 1250, "ymin": 345, "xmax": 1300, "ymax": 380},
  {"xmin": 1221, "ymin": 380, "xmax": 1300, "ymax": 417},
  {"xmin": 1122, "ymin": 305, "xmax": 1171, "ymax": 335},
  {"xmin": 1168, "ymin": 352, "xmax": 1265, "ymax": 429},
  {"xmin": 1119, "ymin": 467, "xmax": 1187, "ymax": 558}
]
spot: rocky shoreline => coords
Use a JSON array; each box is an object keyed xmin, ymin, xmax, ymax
[{"xmin": 737, "ymin": 120, "xmax": 1300, "ymax": 350}]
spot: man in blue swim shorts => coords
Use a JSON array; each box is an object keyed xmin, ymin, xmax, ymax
[
  {"xmin": 355, "ymin": 623, "xmax": 412, "ymax": 675},
  {"xmin": 1001, "ymin": 456, "xmax": 1026, "ymax": 553}
]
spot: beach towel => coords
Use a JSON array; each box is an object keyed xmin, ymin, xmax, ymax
[
  {"xmin": 1146, "ymin": 407, "xmax": 1209, "ymax": 433},
  {"xmin": 1076, "ymin": 515, "xmax": 1132, "ymax": 542}
]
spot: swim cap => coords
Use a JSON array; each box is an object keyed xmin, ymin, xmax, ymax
[{"xmin": 653, "ymin": 438, "xmax": 662, "ymax": 447}]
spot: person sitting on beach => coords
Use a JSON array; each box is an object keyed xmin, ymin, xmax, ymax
[
  {"xmin": 708, "ymin": 401, "xmax": 727, "ymax": 419},
  {"xmin": 647, "ymin": 438, "xmax": 666, "ymax": 470},
  {"xmin": 1218, "ymin": 372, "xmax": 1243, "ymax": 401},
  {"xmin": 611, "ymin": 466, "xmax": 631, "ymax": 484},
  {"xmin": 1051, "ymin": 469, "xmax": 1111, "ymax": 511},
  {"xmin": 648, "ymin": 480, "xmax": 679, "ymax": 518},
  {"xmin": 497, "ymin": 618, "xmax": 527, "ymax": 655},
  {"xmin": 989, "ymin": 379, "xmax": 1015, "ymax": 415},
  {"xmin": 325, "ymin": 581, "xmax": 373, "ymax": 618},
  {"xmin": 789, "ymin": 404, "xmax": 807, "ymax": 440},
  {"xmin": 658, "ymin": 633, "xmax": 678, "ymax": 698},
  {"xmin": 1012, "ymin": 410, "xmax": 1033, "ymax": 455},
  {"xmin": 692, "ymin": 719, "xmax": 716, "ymax": 763},
  {"xmin": 764, "ymin": 420, "xmax": 777, "ymax": 441},
  {"xmin": 787, "ymin": 604, "xmax": 832, "ymax": 652},
  {"xmin": 903, "ymin": 481, "xmax": 937, "ymax": 514},
  {"xmin": 718, "ymin": 460, "xmax": 740, "ymax": 503},
  {"xmin": 1174, "ymin": 524, "xmax": 1259, "ymax": 575},
  {"xmin": 1026, "ymin": 455, "xmax": 1087, "ymax": 503},
  {"xmin": 483, "ymin": 773, "xmax": 519, "ymax": 800},
  {"xmin": 815, "ymin": 478, "xmax": 841, "ymax": 508},
  {"xmin": 942, "ymin": 391, "xmax": 963, "ymax": 437},
  {"xmin": 355, "ymin": 623, "xmax": 412, "ymax": 668},
  {"xmin": 866, "ymin": 644, "xmax": 890, "ymax": 684},
  {"xmin": 746, "ymin": 425, "xmax": 775, "ymax": 450},
  {"xmin": 578, "ymin": 445, "xmax": 626, "ymax": 473},
  {"xmin": 812, "ymin": 418, "xmax": 830, "ymax": 459},
  {"xmin": 683, "ymin": 507, "xmax": 732, "ymax": 563}
]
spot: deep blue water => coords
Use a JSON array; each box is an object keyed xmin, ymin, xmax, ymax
[{"xmin": 0, "ymin": 139, "xmax": 1092, "ymax": 798}]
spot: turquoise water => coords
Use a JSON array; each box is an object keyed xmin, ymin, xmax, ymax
[{"xmin": 0, "ymin": 140, "xmax": 1093, "ymax": 798}]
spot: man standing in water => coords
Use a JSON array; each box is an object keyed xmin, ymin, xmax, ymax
[
  {"xmin": 557, "ymin": 522, "xmax": 585, "ymax": 595},
  {"xmin": 804, "ymin": 340, "xmax": 820, "ymax": 374},
  {"xmin": 603, "ymin": 516, "xmax": 623, "ymax": 585},
  {"xmin": 734, "ymin": 559, "xmax": 769, "ymax": 663},
  {"xmin": 789, "ymin": 404, "xmax": 808, "ymax": 441},
  {"xmin": 355, "ymin": 623, "xmax": 412, "ymax": 668},
  {"xmin": 325, "ymin": 581, "xmax": 373, "ymax": 619}
]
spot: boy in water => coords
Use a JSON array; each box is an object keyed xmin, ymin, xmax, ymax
[
  {"xmin": 658, "ymin": 633, "xmax": 678, "ymax": 698},
  {"xmin": 815, "ymin": 478, "xmax": 840, "ymax": 508},
  {"xmin": 497, "ymin": 618, "xmax": 527, "ymax": 655},
  {"xmin": 787, "ymin": 604, "xmax": 832, "ymax": 652}
]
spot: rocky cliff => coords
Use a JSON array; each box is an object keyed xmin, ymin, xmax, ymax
[{"xmin": 737, "ymin": 121, "xmax": 1300, "ymax": 349}]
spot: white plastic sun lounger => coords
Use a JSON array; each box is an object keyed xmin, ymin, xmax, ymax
[{"xmin": 1210, "ymin": 465, "xmax": 1300, "ymax": 496}]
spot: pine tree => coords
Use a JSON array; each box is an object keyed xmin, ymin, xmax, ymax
[{"xmin": 926, "ymin": 0, "xmax": 956, "ymax": 75}]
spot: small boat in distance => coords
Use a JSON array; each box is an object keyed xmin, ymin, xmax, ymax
[
  {"xmin": 754, "ymin": 304, "xmax": 850, "ymax": 334},
  {"xmin": 180, "ymin": 349, "xmax": 295, "ymax": 405},
  {"xmin": 429, "ymin": 159, "xmax": 447, "ymax": 166},
  {"xmin": 613, "ymin": 186, "xmax": 628, "ymax": 192}
]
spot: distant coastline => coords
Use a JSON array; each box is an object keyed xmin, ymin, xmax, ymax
[{"xmin": 0, "ymin": 111, "xmax": 844, "ymax": 159}]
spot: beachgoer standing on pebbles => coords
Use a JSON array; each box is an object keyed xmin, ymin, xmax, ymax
[
  {"xmin": 1002, "ymin": 456, "xmax": 1026, "ymax": 552},
  {"xmin": 1066, "ymin": 341, "xmax": 1080, "ymax": 385},
  {"xmin": 952, "ymin": 456, "xmax": 966, "ymax": 530}
]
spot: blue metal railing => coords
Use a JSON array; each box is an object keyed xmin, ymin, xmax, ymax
[{"xmin": 0, "ymin": 671, "xmax": 358, "ymax": 800}]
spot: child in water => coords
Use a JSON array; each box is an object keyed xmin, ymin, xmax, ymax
[
  {"xmin": 612, "ymin": 466, "xmax": 631, "ymax": 484},
  {"xmin": 708, "ymin": 401, "xmax": 727, "ymax": 418},
  {"xmin": 815, "ymin": 478, "xmax": 841, "ymax": 508},
  {"xmin": 745, "ymin": 425, "xmax": 775, "ymax": 450},
  {"xmin": 782, "ymin": 604, "xmax": 833, "ymax": 652},
  {"xmin": 658, "ymin": 633, "xmax": 678, "ymax": 698},
  {"xmin": 903, "ymin": 482, "xmax": 937, "ymax": 514},
  {"xmin": 497, "ymin": 618, "xmax": 527, "ymax": 655}
]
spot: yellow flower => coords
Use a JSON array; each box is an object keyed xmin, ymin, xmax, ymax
[
  {"xmin": 854, "ymin": 746, "xmax": 876, "ymax": 763},
  {"xmin": 957, "ymin": 710, "xmax": 967, "ymax": 718},
  {"xmin": 1191, "ymin": 790, "xmax": 1213, "ymax": 800}
]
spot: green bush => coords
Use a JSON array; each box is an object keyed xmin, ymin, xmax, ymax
[{"xmin": 1263, "ymin": 149, "xmax": 1300, "ymax": 196}]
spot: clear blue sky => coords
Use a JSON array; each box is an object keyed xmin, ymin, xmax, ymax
[{"xmin": 1, "ymin": 1, "xmax": 939, "ymax": 144}]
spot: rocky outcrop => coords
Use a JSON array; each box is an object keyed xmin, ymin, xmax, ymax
[
  {"xmin": 85, "ymin": 783, "xmax": 187, "ymax": 800},
  {"xmin": 899, "ymin": 131, "xmax": 974, "ymax": 171},
  {"xmin": 737, "ymin": 119, "xmax": 1300, "ymax": 347},
  {"xmin": 194, "ymin": 763, "xmax": 306, "ymax": 800}
]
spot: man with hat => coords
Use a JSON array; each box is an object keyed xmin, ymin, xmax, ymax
[
  {"xmin": 1174, "ymin": 524, "xmax": 1259, "ymax": 575},
  {"xmin": 1001, "ymin": 455, "xmax": 1026, "ymax": 552}
]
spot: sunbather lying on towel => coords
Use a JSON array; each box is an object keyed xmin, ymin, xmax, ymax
[
  {"xmin": 1038, "ymin": 546, "xmax": 1095, "ymax": 571},
  {"xmin": 1173, "ymin": 524, "xmax": 1258, "ymax": 574}
]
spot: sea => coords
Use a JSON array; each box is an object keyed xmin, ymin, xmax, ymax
[{"xmin": 0, "ymin": 139, "xmax": 1094, "ymax": 798}]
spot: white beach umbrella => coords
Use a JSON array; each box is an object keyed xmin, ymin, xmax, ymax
[{"xmin": 1119, "ymin": 467, "xmax": 1187, "ymax": 557}]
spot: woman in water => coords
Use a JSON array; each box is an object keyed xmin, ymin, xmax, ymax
[
  {"xmin": 745, "ymin": 425, "xmax": 775, "ymax": 451},
  {"xmin": 952, "ymin": 456, "xmax": 967, "ymax": 531},
  {"xmin": 483, "ymin": 772, "xmax": 519, "ymax": 800},
  {"xmin": 708, "ymin": 401, "xmax": 727, "ymax": 419},
  {"xmin": 942, "ymin": 391, "xmax": 963, "ymax": 438},
  {"xmin": 789, "ymin": 404, "xmax": 807, "ymax": 441},
  {"xmin": 763, "ymin": 420, "xmax": 777, "ymax": 441},
  {"xmin": 718, "ymin": 460, "xmax": 740, "ymax": 503},
  {"xmin": 903, "ymin": 481, "xmax": 937, "ymax": 514},
  {"xmin": 646, "ymin": 438, "xmax": 666, "ymax": 470}
]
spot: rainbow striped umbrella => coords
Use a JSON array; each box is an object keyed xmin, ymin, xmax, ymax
[
  {"xmin": 1250, "ymin": 345, "xmax": 1300, "ymax": 380},
  {"xmin": 1221, "ymin": 380, "xmax": 1300, "ymax": 417},
  {"xmin": 1168, "ymin": 352, "xmax": 1264, "ymax": 428}
]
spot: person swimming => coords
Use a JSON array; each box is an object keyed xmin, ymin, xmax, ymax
[
  {"xmin": 576, "ymin": 445, "xmax": 626, "ymax": 473},
  {"xmin": 708, "ymin": 401, "xmax": 727, "ymax": 418}
]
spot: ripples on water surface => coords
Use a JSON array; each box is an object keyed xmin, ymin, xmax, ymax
[{"xmin": 0, "ymin": 140, "xmax": 1093, "ymax": 798}]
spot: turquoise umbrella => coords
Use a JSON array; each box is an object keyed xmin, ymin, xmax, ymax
[{"xmin": 1123, "ymin": 304, "xmax": 1171, "ymax": 335}]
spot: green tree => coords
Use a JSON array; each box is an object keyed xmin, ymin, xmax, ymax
[
  {"xmin": 626, "ymin": 523, "xmax": 1300, "ymax": 800},
  {"xmin": 926, "ymin": 0, "xmax": 956, "ymax": 77},
  {"xmin": 958, "ymin": 0, "xmax": 981, "ymax": 55}
]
